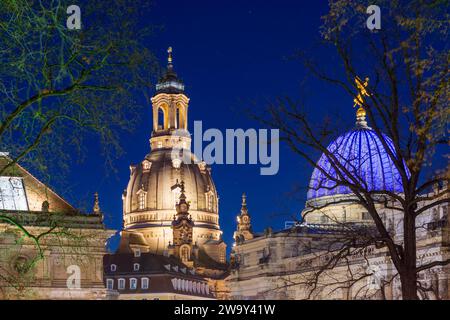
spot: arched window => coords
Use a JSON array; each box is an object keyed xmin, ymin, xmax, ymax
[
  {"xmin": 106, "ymin": 279, "xmax": 114, "ymax": 290},
  {"xmin": 138, "ymin": 192, "xmax": 146, "ymax": 210},
  {"xmin": 142, "ymin": 160, "xmax": 151, "ymax": 171},
  {"xmin": 118, "ymin": 278, "xmax": 125, "ymax": 290},
  {"xmin": 158, "ymin": 107, "xmax": 165, "ymax": 130},
  {"xmin": 41, "ymin": 200, "xmax": 49, "ymax": 212},
  {"xmin": 130, "ymin": 278, "xmax": 137, "ymax": 290},
  {"xmin": 141, "ymin": 277, "xmax": 149, "ymax": 289}
]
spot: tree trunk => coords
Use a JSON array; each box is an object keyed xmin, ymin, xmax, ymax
[
  {"xmin": 400, "ymin": 271, "xmax": 418, "ymax": 300},
  {"xmin": 401, "ymin": 211, "xmax": 418, "ymax": 300}
]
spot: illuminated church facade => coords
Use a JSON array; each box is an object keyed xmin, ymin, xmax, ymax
[{"xmin": 103, "ymin": 48, "xmax": 228, "ymax": 300}]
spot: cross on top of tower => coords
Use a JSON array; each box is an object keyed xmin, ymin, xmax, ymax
[
  {"xmin": 242, "ymin": 193, "xmax": 247, "ymax": 206},
  {"xmin": 167, "ymin": 46, "xmax": 173, "ymax": 65},
  {"xmin": 155, "ymin": 46, "xmax": 184, "ymax": 94}
]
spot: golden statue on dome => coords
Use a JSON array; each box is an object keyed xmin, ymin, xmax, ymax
[{"xmin": 353, "ymin": 76, "xmax": 369, "ymax": 120}]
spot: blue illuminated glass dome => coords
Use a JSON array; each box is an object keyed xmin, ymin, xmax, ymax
[{"xmin": 307, "ymin": 109, "xmax": 408, "ymax": 200}]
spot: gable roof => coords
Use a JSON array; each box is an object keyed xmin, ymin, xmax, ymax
[{"xmin": 0, "ymin": 156, "xmax": 76, "ymax": 214}]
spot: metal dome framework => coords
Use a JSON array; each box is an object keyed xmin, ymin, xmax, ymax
[{"xmin": 307, "ymin": 127, "xmax": 407, "ymax": 200}]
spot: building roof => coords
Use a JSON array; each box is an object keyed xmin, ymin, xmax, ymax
[
  {"xmin": 0, "ymin": 156, "xmax": 76, "ymax": 214},
  {"xmin": 104, "ymin": 252, "xmax": 197, "ymax": 275},
  {"xmin": 241, "ymin": 222, "xmax": 378, "ymax": 244},
  {"xmin": 155, "ymin": 47, "xmax": 185, "ymax": 94},
  {"xmin": 103, "ymin": 252, "xmax": 215, "ymax": 298}
]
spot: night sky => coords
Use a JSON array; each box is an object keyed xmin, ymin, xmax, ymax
[{"xmin": 63, "ymin": 1, "xmax": 362, "ymax": 251}]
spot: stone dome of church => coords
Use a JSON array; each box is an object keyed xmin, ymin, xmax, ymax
[
  {"xmin": 120, "ymin": 48, "xmax": 226, "ymax": 264},
  {"xmin": 123, "ymin": 148, "xmax": 218, "ymax": 219},
  {"xmin": 307, "ymin": 108, "xmax": 407, "ymax": 201}
]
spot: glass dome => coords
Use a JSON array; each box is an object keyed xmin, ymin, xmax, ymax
[{"xmin": 307, "ymin": 127, "xmax": 408, "ymax": 200}]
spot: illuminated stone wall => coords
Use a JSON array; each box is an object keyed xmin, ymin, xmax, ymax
[{"xmin": 227, "ymin": 192, "xmax": 450, "ymax": 300}]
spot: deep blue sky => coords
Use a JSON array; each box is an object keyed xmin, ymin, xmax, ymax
[{"xmin": 64, "ymin": 1, "xmax": 358, "ymax": 251}]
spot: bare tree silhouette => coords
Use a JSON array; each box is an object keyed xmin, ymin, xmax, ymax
[{"xmin": 255, "ymin": 0, "xmax": 449, "ymax": 300}]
